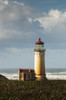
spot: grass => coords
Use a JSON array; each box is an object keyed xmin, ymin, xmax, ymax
[{"xmin": 0, "ymin": 75, "xmax": 66, "ymax": 100}]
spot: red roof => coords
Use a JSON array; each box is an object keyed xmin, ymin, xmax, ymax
[
  {"xmin": 20, "ymin": 69, "xmax": 35, "ymax": 72},
  {"xmin": 35, "ymin": 38, "xmax": 44, "ymax": 44}
]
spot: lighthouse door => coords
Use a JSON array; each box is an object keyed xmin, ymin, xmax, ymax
[{"xmin": 24, "ymin": 74, "xmax": 26, "ymax": 81}]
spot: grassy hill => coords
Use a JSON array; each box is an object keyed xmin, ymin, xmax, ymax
[
  {"xmin": 0, "ymin": 74, "xmax": 8, "ymax": 81},
  {"xmin": 0, "ymin": 75, "xmax": 66, "ymax": 100}
]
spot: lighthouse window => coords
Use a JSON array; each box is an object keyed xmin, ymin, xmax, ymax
[{"xmin": 35, "ymin": 44, "xmax": 44, "ymax": 50}]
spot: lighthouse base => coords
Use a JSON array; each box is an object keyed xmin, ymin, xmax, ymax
[{"xmin": 35, "ymin": 75, "xmax": 47, "ymax": 80}]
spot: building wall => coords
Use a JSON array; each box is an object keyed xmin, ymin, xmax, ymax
[
  {"xmin": 18, "ymin": 69, "xmax": 35, "ymax": 81},
  {"xmin": 34, "ymin": 51, "xmax": 45, "ymax": 75},
  {"xmin": 34, "ymin": 50, "xmax": 46, "ymax": 80}
]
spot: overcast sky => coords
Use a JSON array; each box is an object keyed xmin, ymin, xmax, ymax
[{"xmin": 0, "ymin": 0, "xmax": 66, "ymax": 68}]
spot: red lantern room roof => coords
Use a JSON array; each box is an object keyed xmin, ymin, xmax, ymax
[{"xmin": 35, "ymin": 38, "xmax": 44, "ymax": 44}]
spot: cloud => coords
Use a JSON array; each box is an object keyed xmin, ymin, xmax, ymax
[
  {"xmin": 34, "ymin": 9, "xmax": 66, "ymax": 31},
  {"xmin": 4, "ymin": 0, "xmax": 8, "ymax": 5},
  {"xmin": 14, "ymin": 1, "xmax": 24, "ymax": 6},
  {"xmin": 0, "ymin": 0, "xmax": 37, "ymax": 41},
  {"xmin": 28, "ymin": 17, "xmax": 32, "ymax": 23},
  {"xmin": 34, "ymin": 9, "xmax": 66, "ymax": 47},
  {"xmin": 6, "ymin": 48, "xmax": 22, "ymax": 54},
  {"xmin": 0, "ymin": 0, "xmax": 8, "ymax": 5},
  {"xmin": 46, "ymin": 49, "xmax": 66, "ymax": 68},
  {"xmin": 0, "ymin": 29, "xmax": 21, "ymax": 39},
  {"xmin": 1, "ymin": 1, "xmax": 66, "ymax": 50},
  {"xmin": 5, "ymin": 47, "xmax": 34, "ymax": 54},
  {"xmin": 0, "ymin": 0, "xmax": 42, "ymax": 52}
]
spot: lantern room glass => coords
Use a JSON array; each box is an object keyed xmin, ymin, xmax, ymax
[{"xmin": 35, "ymin": 44, "xmax": 44, "ymax": 50}]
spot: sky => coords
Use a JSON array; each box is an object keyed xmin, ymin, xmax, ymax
[{"xmin": 0, "ymin": 0, "xmax": 66, "ymax": 68}]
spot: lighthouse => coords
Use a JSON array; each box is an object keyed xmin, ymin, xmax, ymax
[{"xmin": 34, "ymin": 38, "xmax": 46, "ymax": 80}]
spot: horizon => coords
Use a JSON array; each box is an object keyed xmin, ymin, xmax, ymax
[{"xmin": 0, "ymin": 0, "xmax": 66, "ymax": 68}]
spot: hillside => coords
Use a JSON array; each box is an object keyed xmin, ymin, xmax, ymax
[
  {"xmin": 0, "ymin": 75, "xmax": 66, "ymax": 100},
  {"xmin": 0, "ymin": 74, "xmax": 8, "ymax": 81}
]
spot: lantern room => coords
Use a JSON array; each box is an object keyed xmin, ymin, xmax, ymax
[{"xmin": 35, "ymin": 38, "xmax": 44, "ymax": 51}]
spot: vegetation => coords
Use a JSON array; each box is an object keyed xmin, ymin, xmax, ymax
[
  {"xmin": 0, "ymin": 74, "xmax": 8, "ymax": 81},
  {"xmin": 0, "ymin": 75, "xmax": 66, "ymax": 100}
]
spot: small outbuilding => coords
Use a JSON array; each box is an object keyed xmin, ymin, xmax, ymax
[{"xmin": 18, "ymin": 69, "xmax": 35, "ymax": 81}]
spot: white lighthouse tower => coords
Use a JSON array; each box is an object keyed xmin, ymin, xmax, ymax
[{"xmin": 34, "ymin": 38, "xmax": 46, "ymax": 80}]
